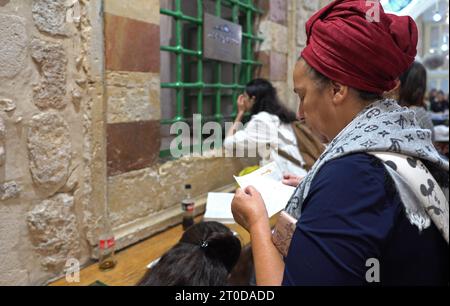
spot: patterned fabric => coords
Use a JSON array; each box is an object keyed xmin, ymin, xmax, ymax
[
  {"xmin": 410, "ymin": 106, "xmax": 434, "ymax": 141},
  {"xmin": 285, "ymin": 99, "xmax": 449, "ymax": 242},
  {"xmin": 370, "ymin": 152, "xmax": 448, "ymax": 242}
]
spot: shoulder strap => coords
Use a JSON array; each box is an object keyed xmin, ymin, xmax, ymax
[
  {"xmin": 277, "ymin": 148, "xmax": 304, "ymax": 168},
  {"xmin": 290, "ymin": 121, "xmax": 325, "ymax": 170}
]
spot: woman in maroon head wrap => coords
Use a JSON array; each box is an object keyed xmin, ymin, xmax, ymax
[{"xmin": 231, "ymin": 0, "xmax": 449, "ymax": 286}]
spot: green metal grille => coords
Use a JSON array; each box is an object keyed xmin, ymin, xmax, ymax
[{"xmin": 160, "ymin": 0, "xmax": 263, "ymax": 158}]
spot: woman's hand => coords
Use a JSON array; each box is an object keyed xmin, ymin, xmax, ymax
[
  {"xmin": 226, "ymin": 96, "xmax": 246, "ymax": 137},
  {"xmin": 231, "ymin": 186, "xmax": 269, "ymax": 232},
  {"xmin": 282, "ymin": 173, "xmax": 303, "ymax": 187},
  {"xmin": 232, "ymin": 186, "xmax": 285, "ymax": 286},
  {"xmin": 237, "ymin": 94, "xmax": 247, "ymax": 115}
]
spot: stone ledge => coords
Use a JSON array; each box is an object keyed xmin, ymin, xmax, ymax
[{"xmin": 91, "ymin": 183, "xmax": 237, "ymax": 259}]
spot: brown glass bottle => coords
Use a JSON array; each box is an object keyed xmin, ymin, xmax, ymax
[{"xmin": 181, "ymin": 184, "xmax": 195, "ymax": 230}]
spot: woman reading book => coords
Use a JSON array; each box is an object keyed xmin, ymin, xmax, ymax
[{"xmin": 231, "ymin": 0, "xmax": 449, "ymax": 286}]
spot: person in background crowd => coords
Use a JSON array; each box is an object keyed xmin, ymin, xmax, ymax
[
  {"xmin": 423, "ymin": 88, "xmax": 436, "ymax": 111},
  {"xmin": 431, "ymin": 90, "xmax": 449, "ymax": 113},
  {"xmin": 398, "ymin": 61, "xmax": 435, "ymax": 140},
  {"xmin": 428, "ymin": 88, "xmax": 437, "ymax": 104}
]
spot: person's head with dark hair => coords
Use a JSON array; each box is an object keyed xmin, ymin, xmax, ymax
[
  {"xmin": 436, "ymin": 90, "xmax": 447, "ymax": 102},
  {"xmin": 398, "ymin": 61, "xmax": 427, "ymax": 108},
  {"xmin": 137, "ymin": 221, "xmax": 241, "ymax": 286},
  {"xmin": 428, "ymin": 88, "xmax": 438, "ymax": 104},
  {"xmin": 244, "ymin": 78, "xmax": 297, "ymax": 124}
]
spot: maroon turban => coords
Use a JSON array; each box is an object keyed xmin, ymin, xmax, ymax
[{"xmin": 301, "ymin": 0, "xmax": 418, "ymax": 94}]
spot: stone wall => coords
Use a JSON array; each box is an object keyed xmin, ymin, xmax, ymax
[
  {"xmin": 0, "ymin": 0, "xmax": 105, "ymax": 285},
  {"xmin": 255, "ymin": 0, "xmax": 289, "ymax": 105},
  {"xmin": 255, "ymin": 0, "xmax": 333, "ymax": 112},
  {"xmin": 0, "ymin": 0, "xmax": 331, "ymax": 285}
]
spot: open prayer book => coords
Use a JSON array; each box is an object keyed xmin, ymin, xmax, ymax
[
  {"xmin": 203, "ymin": 162, "xmax": 296, "ymax": 223},
  {"xmin": 149, "ymin": 163, "xmax": 296, "ymax": 268}
]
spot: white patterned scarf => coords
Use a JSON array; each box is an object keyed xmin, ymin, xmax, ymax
[{"xmin": 285, "ymin": 99, "xmax": 449, "ymax": 242}]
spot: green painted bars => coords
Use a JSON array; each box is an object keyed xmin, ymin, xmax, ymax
[{"xmin": 159, "ymin": 0, "xmax": 263, "ymax": 157}]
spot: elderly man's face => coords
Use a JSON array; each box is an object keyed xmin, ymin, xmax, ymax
[{"xmin": 293, "ymin": 60, "xmax": 334, "ymax": 143}]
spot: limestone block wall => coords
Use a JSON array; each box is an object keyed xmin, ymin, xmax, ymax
[
  {"xmin": 256, "ymin": 0, "xmax": 290, "ymax": 105},
  {"xmin": 104, "ymin": 0, "xmax": 162, "ymax": 177},
  {"xmin": 285, "ymin": 0, "xmax": 333, "ymax": 111},
  {"xmin": 255, "ymin": 0, "xmax": 333, "ymax": 112},
  {"xmin": 0, "ymin": 0, "xmax": 106, "ymax": 285}
]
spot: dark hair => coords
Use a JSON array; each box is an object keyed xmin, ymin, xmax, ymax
[
  {"xmin": 300, "ymin": 58, "xmax": 383, "ymax": 102},
  {"xmin": 245, "ymin": 78, "xmax": 297, "ymax": 124},
  {"xmin": 137, "ymin": 221, "xmax": 241, "ymax": 286},
  {"xmin": 399, "ymin": 61, "xmax": 427, "ymax": 107}
]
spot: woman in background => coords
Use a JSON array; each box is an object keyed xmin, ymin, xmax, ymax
[
  {"xmin": 224, "ymin": 78, "xmax": 307, "ymax": 178},
  {"xmin": 398, "ymin": 61, "xmax": 435, "ymax": 140},
  {"xmin": 431, "ymin": 90, "xmax": 449, "ymax": 113}
]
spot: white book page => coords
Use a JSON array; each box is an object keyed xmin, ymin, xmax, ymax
[
  {"xmin": 203, "ymin": 192, "xmax": 235, "ymax": 223},
  {"xmin": 234, "ymin": 162, "xmax": 295, "ymax": 217}
]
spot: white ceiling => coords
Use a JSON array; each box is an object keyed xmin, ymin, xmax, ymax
[{"xmin": 381, "ymin": 0, "xmax": 444, "ymax": 20}]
